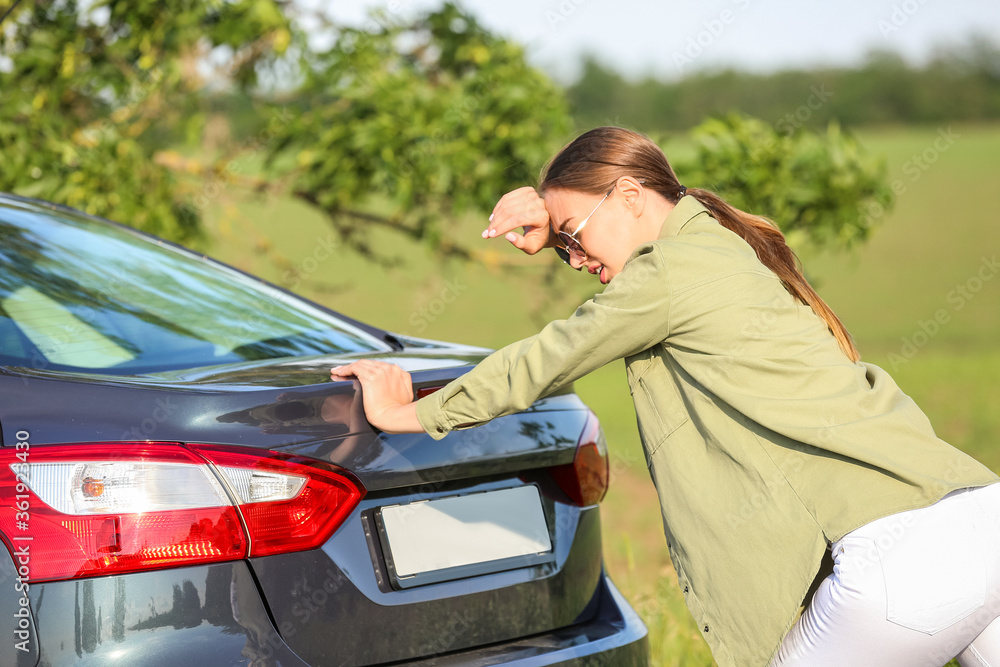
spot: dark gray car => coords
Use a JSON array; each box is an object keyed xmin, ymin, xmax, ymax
[{"xmin": 0, "ymin": 193, "xmax": 649, "ymax": 666}]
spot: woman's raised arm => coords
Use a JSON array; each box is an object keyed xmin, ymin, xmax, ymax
[{"xmin": 482, "ymin": 186, "xmax": 556, "ymax": 255}]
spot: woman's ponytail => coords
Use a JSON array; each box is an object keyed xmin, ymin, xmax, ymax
[{"xmin": 686, "ymin": 188, "xmax": 860, "ymax": 362}]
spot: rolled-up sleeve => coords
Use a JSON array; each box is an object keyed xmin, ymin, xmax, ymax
[{"xmin": 415, "ymin": 243, "xmax": 672, "ymax": 440}]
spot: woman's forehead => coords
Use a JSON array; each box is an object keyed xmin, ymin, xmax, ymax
[
  {"xmin": 544, "ymin": 189, "xmax": 596, "ymax": 228},
  {"xmin": 542, "ymin": 188, "xmax": 590, "ymax": 211},
  {"xmin": 542, "ymin": 191, "xmax": 573, "ymax": 230}
]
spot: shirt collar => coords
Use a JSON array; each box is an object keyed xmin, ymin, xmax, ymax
[
  {"xmin": 657, "ymin": 195, "xmax": 711, "ymax": 240},
  {"xmin": 624, "ymin": 195, "xmax": 712, "ymax": 266}
]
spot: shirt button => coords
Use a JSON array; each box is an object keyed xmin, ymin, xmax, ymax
[
  {"xmin": 683, "ymin": 585, "xmax": 689, "ymax": 593},
  {"xmin": 703, "ymin": 625, "xmax": 709, "ymax": 633}
]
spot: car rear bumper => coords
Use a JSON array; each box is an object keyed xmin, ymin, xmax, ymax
[
  {"xmin": 19, "ymin": 561, "xmax": 646, "ymax": 667},
  {"xmin": 400, "ymin": 572, "xmax": 650, "ymax": 666}
]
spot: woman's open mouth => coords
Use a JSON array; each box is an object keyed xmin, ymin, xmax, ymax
[{"xmin": 587, "ymin": 264, "xmax": 609, "ymax": 284}]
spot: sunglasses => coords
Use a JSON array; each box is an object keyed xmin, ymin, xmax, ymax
[{"xmin": 553, "ymin": 185, "xmax": 615, "ymax": 266}]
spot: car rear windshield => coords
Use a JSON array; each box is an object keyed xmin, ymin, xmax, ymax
[{"xmin": 0, "ymin": 200, "xmax": 389, "ymax": 375}]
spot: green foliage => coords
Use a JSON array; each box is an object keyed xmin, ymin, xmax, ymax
[
  {"xmin": 568, "ymin": 36, "xmax": 1000, "ymax": 133},
  {"xmin": 0, "ymin": 1, "xmax": 571, "ymax": 258},
  {"xmin": 262, "ymin": 3, "xmax": 570, "ymax": 260},
  {"xmin": 0, "ymin": 0, "xmax": 290, "ymax": 244},
  {"xmin": 1, "ymin": 1, "xmax": 893, "ymax": 264},
  {"xmin": 675, "ymin": 114, "xmax": 893, "ymax": 251}
]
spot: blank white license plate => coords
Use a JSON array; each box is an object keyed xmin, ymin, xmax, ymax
[{"xmin": 376, "ymin": 485, "xmax": 553, "ymax": 588}]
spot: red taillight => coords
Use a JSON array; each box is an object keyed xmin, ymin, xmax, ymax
[
  {"xmin": 415, "ymin": 385, "xmax": 445, "ymax": 399},
  {"xmin": 549, "ymin": 411, "xmax": 609, "ymax": 506},
  {"xmin": 0, "ymin": 443, "xmax": 364, "ymax": 582},
  {"xmin": 188, "ymin": 445, "xmax": 363, "ymax": 557}
]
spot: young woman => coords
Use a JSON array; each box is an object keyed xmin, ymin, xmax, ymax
[{"xmin": 330, "ymin": 126, "xmax": 1000, "ymax": 667}]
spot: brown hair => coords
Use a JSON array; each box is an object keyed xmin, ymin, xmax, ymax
[{"xmin": 540, "ymin": 126, "xmax": 860, "ymax": 362}]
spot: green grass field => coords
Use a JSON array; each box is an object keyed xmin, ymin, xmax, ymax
[{"xmin": 197, "ymin": 123, "xmax": 1000, "ymax": 666}]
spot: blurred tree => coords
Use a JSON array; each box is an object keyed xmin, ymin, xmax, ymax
[
  {"xmin": 1, "ymin": 1, "xmax": 892, "ymax": 266},
  {"xmin": 567, "ymin": 35, "xmax": 1000, "ymax": 133},
  {"xmin": 0, "ymin": 0, "xmax": 291, "ymax": 244},
  {"xmin": 675, "ymin": 114, "xmax": 892, "ymax": 253},
  {"xmin": 257, "ymin": 3, "xmax": 572, "ymax": 264}
]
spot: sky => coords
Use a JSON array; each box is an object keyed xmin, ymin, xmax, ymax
[{"xmin": 325, "ymin": 0, "xmax": 1000, "ymax": 82}]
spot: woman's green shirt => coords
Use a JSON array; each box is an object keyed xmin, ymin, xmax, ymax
[{"xmin": 415, "ymin": 196, "xmax": 998, "ymax": 666}]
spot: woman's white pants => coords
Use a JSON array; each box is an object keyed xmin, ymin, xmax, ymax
[{"xmin": 770, "ymin": 482, "xmax": 1000, "ymax": 667}]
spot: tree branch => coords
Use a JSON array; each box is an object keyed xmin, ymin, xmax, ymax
[{"xmin": 153, "ymin": 150, "xmax": 550, "ymax": 269}]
